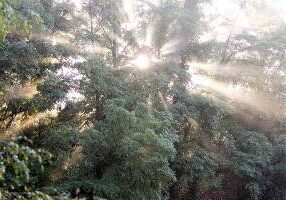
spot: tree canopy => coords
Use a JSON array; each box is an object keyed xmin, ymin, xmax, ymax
[{"xmin": 0, "ymin": 0, "xmax": 286, "ymax": 199}]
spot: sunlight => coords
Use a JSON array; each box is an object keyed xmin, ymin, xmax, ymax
[
  {"xmin": 132, "ymin": 54, "xmax": 151, "ymax": 70},
  {"xmin": 161, "ymin": 39, "xmax": 181, "ymax": 56},
  {"xmin": 188, "ymin": 62, "xmax": 215, "ymax": 74},
  {"xmin": 64, "ymin": 0, "xmax": 82, "ymax": 9},
  {"xmin": 56, "ymin": 66, "xmax": 84, "ymax": 103},
  {"xmin": 158, "ymin": 91, "xmax": 168, "ymax": 111},
  {"xmin": 202, "ymin": 0, "xmax": 286, "ymax": 42},
  {"xmin": 2, "ymin": 112, "xmax": 48, "ymax": 139},
  {"xmin": 57, "ymin": 66, "xmax": 83, "ymax": 80},
  {"xmin": 123, "ymin": 0, "xmax": 135, "ymax": 22},
  {"xmin": 191, "ymin": 74, "xmax": 279, "ymax": 115},
  {"xmin": 50, "ymin": 32, "xmax": 74, "ymax": 45},
  {"xmin": 51, "ymin": 145, "xmax": 83, "ymax": 181},
  {"xmin": 31, "ymin": 31, "xmax": 74, "ymax": 45},
  {"xmin": 2, "ymin": 0, "xmax": 286, "ymax": 198},
  {"xmin": 189, "ymin": 62, "xmax": 262, "ymax": 78},
  {"xmin": 14, "ymin": 84, "xmax": 38, "ymax": 99},
  {"xmin": 191, "ymin": 74, "xmax": 211, "ymax": 87},
  {"xmin": 0, "ymin": 81, "xmax": 42, "ymax": 103},
  {"xmin": 80, "ymin": 44, "xmax": 109, "ymax": 55},
  {"xmin": 66, "ymin": 89, "xmax": 84, "ymax": 102},
  {"xmin": 145, "ymin": 23, "xmax": 155, "ymax": 47}
]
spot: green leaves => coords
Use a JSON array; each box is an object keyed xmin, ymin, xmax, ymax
[
  {"xmin": 1, "ymin": 0, "xmax": 286, "ymax": 199},
  {"xmin": 0, "ymin": 0, "xmax": 19, "ymax": 42},
  {"xmin": 0, "ymin": 140, "xmax": 52, "ymax": 199},
  {"xmin": 0, "ymin": 0, "xmax": 40, "ymax": 44},
  {"xmin": 58, "ymin": 101, "xmax": 177, "ymax": 199}
]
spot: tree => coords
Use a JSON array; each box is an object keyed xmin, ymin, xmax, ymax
[
  {"xmin": 1, "ymin": 0, "xmax": 286, "ymax": 199},
  {"xmin": 0, "ymin": 137, "xmax": 53, "ymax": 200}
]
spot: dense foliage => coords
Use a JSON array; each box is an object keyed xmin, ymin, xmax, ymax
[{"xmin": 0, "ymin": 0, "xmax": 286, "ymax": 199}]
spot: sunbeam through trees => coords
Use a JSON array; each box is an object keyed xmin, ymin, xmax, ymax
[{"xmin": 0, "ymin": 0, "xmax": 286, "ymax": 199}]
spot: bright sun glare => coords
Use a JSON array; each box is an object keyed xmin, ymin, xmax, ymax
[{"xmin": 132, "ymin": 54, "xmax": 151, "ymax": 70}]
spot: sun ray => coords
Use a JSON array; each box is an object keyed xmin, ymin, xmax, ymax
[
  {"xmin": 161, "ymin": 39, "xmax": 181, "ymax": 56},
  {"xmin": 191, "ymin": 74, "xmax": 280, "ymax": 115},
  {"xmin": 158, "ymin": 91, "xmax": 168, "ymax": 111},
  {"xmin": 145, "ymin": 23, "xmax": 155, "ymax": 47},
  {"xmin": 122, "ymin": 0, "xmax": 135, "ymax": 22},
  {"xmin": 51, "ymin": 145, "xmax": 83, "ymax": 181},
  {"xmin": 189, "ymin": 62, "xmax": 263, "ymax": 78},
  {"xmin": 0, "ymin": 80, "xmax": 43, "ymax": 103},
  {"xmin": 1, "ymin": 112, "xmax": 48, "ymax": 139}
]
